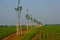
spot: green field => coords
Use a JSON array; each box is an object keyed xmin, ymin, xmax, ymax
[
  {"xmin": 0, "ymin": 25, "xmax": 60, "ymax": 40},
  {"xmin": 0, "ymin": 26, "xmax": 16, "ymax": 39},
  {"xmin": 39, "ymin": 26, "xmax": 60, "ymax": 40},
  {"xmin": 0, "ymin": 26, "xmax": 26, "ymax": 40},
  {"xmin": 21, "ymin": 26, "xmax": 60, "ymax": 40}
]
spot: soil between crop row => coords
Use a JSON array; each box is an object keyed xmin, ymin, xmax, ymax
[{"xmin": 2, "ymin": 30, "xmax": 27, "ymax": 40}]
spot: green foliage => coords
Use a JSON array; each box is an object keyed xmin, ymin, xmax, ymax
[
  {"xmin": 0, "ymin": 25, "xmax": 60, "ymax": 40},
  {"xmin": 22, "ymin": 26, "xmax": 27, "ymax": 30},
  {"xmin": 0, "ymin": 26, "xmax": 16, "ymax": 39},
  {"xmin": 39, "ymin": 26, "xmax": 60, "ymax": 40},
  {"xmin": 25, "ymin": 13, "xmax": 30, "ymax": 20},
  {"xmin": 21, "ymin": 26, "xmax": 60, "ymax": 40},
  {"xmin": 0, "ymin": 26, "xmax": 27, "ymax": 40},
  {"xmin": 0, "ymin": 25, "xmax": 4, "ymax": 27},
  {"xmin": 15, "ymin": 6, "xmax": 22, "ymax": 12},
  {"xmin": 21, "ymin": 27, "xmax": 40, "ymax": 40}
]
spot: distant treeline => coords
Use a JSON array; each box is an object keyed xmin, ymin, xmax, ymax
[
  {"xmin": 0, "ymin": 25, "xmax": 36, "ymax": 27},
  {"xmin": 0, "ymin": 25, "xmax": 28, "ymax": 27},
  {"xmin": 0, "ymin": 25, "xmax": 16, "ymax": 27},
  {"xmin": 45, "ymin": 24, "xmax": 60, "ymax": 26}
]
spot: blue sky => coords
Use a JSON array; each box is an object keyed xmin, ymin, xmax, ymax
[{"xmin": 0, "ymin": 0, "xmax": 60, "ymax": 25}]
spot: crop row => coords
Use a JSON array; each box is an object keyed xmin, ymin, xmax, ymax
[
  {"xmin": 0, "ymin": 26, "xmax": 16, "ymax": 40},
  {"xmin": 21, "ymin": 27, "xmax": 40, "ymax": 40},
  {"xmin": 0, "ymin": 25, "xmax": 60, "ymax": 40},
  {"xmin": 21, "ymin": 26, "xmax": 60, "ymax": 40},
  {"xmin": 0, "ymin": 26, "xmax": 27, "ymax": 40},
  {"xmin": 39, "ymin": 26, "xmax": 60, "ymax": 40}
]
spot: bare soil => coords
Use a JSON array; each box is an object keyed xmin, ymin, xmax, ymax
[{"xmin": 31, "ymin": 33, "xmax": 40, "ymax": 40}]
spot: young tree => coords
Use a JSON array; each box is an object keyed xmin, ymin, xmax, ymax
[
  {"xmin": 35, "ymin": 19, "xmax": 43, "ymax": 27},
  {"xmin": 15, "ymin": 0, "xmax": 22, "ymax": 36},
  {"xmin": 25, "ymin": 13, "xmax": 30, "ymax": 31},
  {"xmin": 33, "ymin": 18, "xmax": 37, "ymax": 26},
  {"xmin": 30, "ymin": 15, "xmax": 33, "ymax": 30},
  {"xmin": 38, "ymin": 21, "xmax": 43, "ymax": 26}
]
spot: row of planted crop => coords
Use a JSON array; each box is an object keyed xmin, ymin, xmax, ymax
[
  {"xmin": 21, "ymin": 27, "xmax": 41, "ymax": 40},
  {"xmin": 39, "ymin": 26, "xmax": 60, "ymax": 40},
  {"xmin": 21, "ymin": 26, "xmax": 60, "ymax": 40},
  {"xmin": 0, "ymin": 26, "xmax": 27, "ymax": 40},
  {"xmin": 0, "ymin": 26, "xmax": 16, "ymax": 40}
]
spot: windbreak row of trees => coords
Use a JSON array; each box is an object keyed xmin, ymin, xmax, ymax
[
  {"xmin": 25, "ymin": 13, "xmax": 42, "ymax": 26},
  {"xmin": 0, "ymin": 25, "xmax": 16, "ymax": 27},
  {"xmin": 14, "ymin": 0, "xmax": 43, "ymax": 36},
  {"xmin": 25, "ymin": 9, "xmax": 43, "ymax": 30}
]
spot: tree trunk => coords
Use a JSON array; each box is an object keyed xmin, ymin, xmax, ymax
[
  {"xmin": 16, "ymin": 22, "xmax": 18, "ymax": 37},
  {"xmin": 26, "ymin": 20, "xmax": 29, "ymax": 31}
]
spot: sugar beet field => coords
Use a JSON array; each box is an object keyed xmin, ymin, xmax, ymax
[{"xmin": 0, "ymin": 25, "xmax": 60, "ymax": 40}]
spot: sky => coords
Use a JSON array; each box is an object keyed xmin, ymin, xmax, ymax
[{"xmin": 0, "ymin": 0, "xmax": 60, "ymax": 25}]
